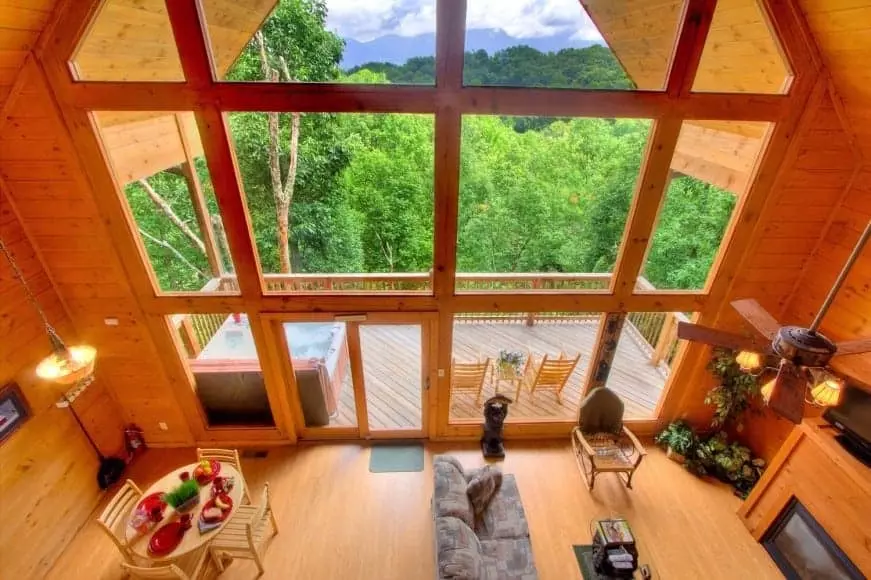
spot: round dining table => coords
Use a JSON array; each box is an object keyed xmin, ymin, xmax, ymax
[{"xmin": 125, "ymin": 461, "xmax": 244, "ymax": 562}]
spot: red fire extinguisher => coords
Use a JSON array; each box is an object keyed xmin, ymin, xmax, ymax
[{"xmin": 124, "ymin": 424, "xmax": 146, "ymax": 462}]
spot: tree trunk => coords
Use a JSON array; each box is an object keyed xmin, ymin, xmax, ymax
[
  {"xmin": 276, "ymin": 198, "xmax": 291, "ymax": 273},
  {"xmin": 139, "ymin": 178, "xmax": 206, "ymax": 255}
]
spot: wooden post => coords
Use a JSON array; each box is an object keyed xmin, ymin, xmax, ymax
[
  {"xmin": 178, "ymin": 316, "xmax": 201, "ymax": 358},
  {"xmin": 583, "ymin": 312, "xmax": 628, "ymax": 394},
  {"xmin": 176, "ymin": 114, "xmax": 222, "ymax": 277},
  {"xmin": 651, "ymin": 312, "xmax": 676, "ymax": 366}
]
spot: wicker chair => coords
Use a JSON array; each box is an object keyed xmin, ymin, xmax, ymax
[{"xmin": 572, "ymin": 387, "xmax": 646, "ymax": 490}]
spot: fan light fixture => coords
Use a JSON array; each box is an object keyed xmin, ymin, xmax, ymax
[
  {"xmin": 810, "ymin": 373, "xmax": 843, "ymax": 407},
  {"xmin": 736, "ymin": 350, "xmax": 762, "ymax": 372}
]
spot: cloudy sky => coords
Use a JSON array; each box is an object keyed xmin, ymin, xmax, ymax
[{"xmin": 324, "ymin": 0, "xmax": 604, "ymax": 42}]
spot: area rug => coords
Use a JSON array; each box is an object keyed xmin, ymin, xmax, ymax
[
  {"xmin": 369, "ymin": 443, "xmax": 425, "ymax": 473},
  {"xmin": 572, "ymin": 545, "xmax": 599, "ymax": 580}
]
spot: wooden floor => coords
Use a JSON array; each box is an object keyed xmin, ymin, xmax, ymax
[
  {"xmin": 48, "ymin": 443, "xmax": 782, "ymax": 580},
  {"xmin": 329, "ymin": 320, "xmax": 666, "ymax": 429}
]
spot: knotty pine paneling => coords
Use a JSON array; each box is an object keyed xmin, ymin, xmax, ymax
[
  {"xmin": 0, "ymin": 0, "xmax": 57, "ymax": 109},
  {"xmin": 0, "ymin": 59, "xmax": 195, "ymax": 446},
  {"xmin": 785, "ymin": 167, "xmax": 871, "ymax": 384},
  {"xmin": 0, "ymin": 186, "xmax": 125, "ymax": 579}
]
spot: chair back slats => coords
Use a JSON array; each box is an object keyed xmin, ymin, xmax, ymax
[
  {"xmin": 97, "ymin": 479, "xmax": 142, "ymax": 557},
  {"xmin": 198, "ymin": 448, "xmax": 250, "ymax": 503},
  {"xmin": 121, "ymin": 563, "xmax": 189, "ymax": 580},
  {"xmin": 528, "ymin": 353, "xmax": 580, "ymax": 391},
  {"xmin": 451, "ymin": 358, "xmax": 489, "ymax": 389}
]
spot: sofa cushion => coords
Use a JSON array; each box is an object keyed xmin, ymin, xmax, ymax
[
  {"xmin": 434, "ymin": 458, "xmax": 474, "ymax": 527},
  {"xmin": 434, "ymin": 455, "xmax": 467, "ymax": 476},
  {"xmin": 480, "ymin": 538, "xmax": 539, "ymax": 580},
  {"xmin": 474, "ymin": 475, "xmax": 530, "ymax": 540},
  {"xmin": 466, "ymin": 466, "xmax": 502, "ymax": 515},
  {"xmin": 436, "ymin": 516, "xmax": 484, "ymax": 580}
]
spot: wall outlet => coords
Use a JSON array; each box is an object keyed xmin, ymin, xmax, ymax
[
  {"xmin": 437, "ymin": 369, "xmax": 445, "ymax": 378},
  {"xmin": 158, "ymin": 422, "xmax": 168, "ymax": 431},
  {"xmin": 104, "ymin": 317, "xmax": 119, "ymax": 326}
]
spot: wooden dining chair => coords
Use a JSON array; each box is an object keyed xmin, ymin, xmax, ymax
[
  {"xmin": 197, "ymin": 447, "xmax": 251, "ymax": 503},
  {"xmin": 96, "ymin": 479, "xmax": 143, "ymax": 565},
  {"xmin": 450, "ymin": 357, "xmax": 491, "ymax": 406},
  {"xmin": 209, "ymin": 482, "xmax": 279, "ymax": 577},
  {"xmin": 121, "ymin": 544, "xmax": 209, "ymax": 579},
  {"xmin": 522, "ymin": 351, "xmax": 581, "ymax": 404}
]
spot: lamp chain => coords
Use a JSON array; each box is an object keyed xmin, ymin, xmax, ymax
[{"xmin": 0, "ymin": 236, "xmax": 63, "ymax": 348}]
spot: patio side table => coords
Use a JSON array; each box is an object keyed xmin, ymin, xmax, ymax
[{"xmin": 491, "ymin": 363, "xmax": 524, "ymax": 402}]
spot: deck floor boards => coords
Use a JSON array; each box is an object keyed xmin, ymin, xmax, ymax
[{"xmin": 328, "ymin": 320, "xmax": 666, "ymax": 430}]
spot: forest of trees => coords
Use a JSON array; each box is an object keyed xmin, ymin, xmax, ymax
[{"xmin": 125, "ymin": 0, "xmax": 736, "ymax": 294}]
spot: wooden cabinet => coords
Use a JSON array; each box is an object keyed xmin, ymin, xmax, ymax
[{"xmin": 738, "ymin": 419, "xmax": 871, "ymax": 575}]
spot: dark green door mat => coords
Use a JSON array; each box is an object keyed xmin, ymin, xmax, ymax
[
  {"xmin": 369, "ymin": 443, "xmax": 425, "ymax": 473},
  {"xmin": 573, "ymin": 545, "xmax": 599, "ymax": 580}
]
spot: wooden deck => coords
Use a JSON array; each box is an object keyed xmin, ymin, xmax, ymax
[{"xmin": 327, "ymin": 320, "xmax": 667, "ymax": 429}]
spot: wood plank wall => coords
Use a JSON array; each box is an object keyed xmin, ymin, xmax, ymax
[
  {"xmin": 0, "ymin": 0, "xmax": 56, "ymax": 108},
  {"xmin": 0, "ymin": 59, "xmax": 195, "ymax": 447},
  {"xmin": 0, "ymin": 185, "xmax": 125, "ymax": 578}
]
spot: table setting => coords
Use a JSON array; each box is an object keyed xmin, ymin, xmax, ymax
[{"xmin": 125, "ymin": 459, "xmax": 244, "ymax": 561}]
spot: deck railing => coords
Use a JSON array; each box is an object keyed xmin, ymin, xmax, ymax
[{"xmin": 176, "ymin": 272, "xmax": 686, "ymax": 369}]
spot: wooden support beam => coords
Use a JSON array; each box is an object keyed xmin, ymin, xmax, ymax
[
  {"xmin": 582, "ymin": 312, "xmax": 628, "ymax": 395},
  {"xmin": 666, "ymin": 0, "xmax": 718, "ymax": 97},
  {"xmin": 176, "ymin": 114, "xmax": 222, "ymax": 277},
  {"xmin": 611, "ymin": 117, "xmax": 684, "ymax": 299}
]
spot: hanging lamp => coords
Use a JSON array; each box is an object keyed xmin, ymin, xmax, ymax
[{"xmin": 0, "ymin": 238, "xmax": 96, "ymax": 393}]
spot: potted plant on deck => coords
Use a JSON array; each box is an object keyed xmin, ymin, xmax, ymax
[{"xmin": 497, "ymin": 350, "xmax": 524, "ymax": 377}]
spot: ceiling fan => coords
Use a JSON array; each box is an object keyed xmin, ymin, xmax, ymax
[{"xmin": 677, "ymin": 220, "xmax": 871, "ymax": 424}]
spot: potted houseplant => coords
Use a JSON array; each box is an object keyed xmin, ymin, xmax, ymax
[
  {"xmin": 705, "ymin": 348, "xmax": 762, "ymax": 431},
  {"xmin": 497, "ymin": 350, "xmax": 524, "ymax": 376},
  {"xmin": 164, "ymin": 479, "xmax": 201, "ymax": 513},
  {"xmin": 684, "ymin": 431, "xmax": 766, "ymax": 498},
  {"xmin": 654, "ymin": 420, "xmax": 697, "ymax": 464}
]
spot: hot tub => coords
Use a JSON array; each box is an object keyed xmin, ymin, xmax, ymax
[{"xmin": 283, "ymin": 322, "xmax": 349, "ymax": 427}]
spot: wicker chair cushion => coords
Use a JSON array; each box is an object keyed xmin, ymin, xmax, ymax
[{"xmin": 578, "ymin": 387, "xmax": 624, "ymax": 434}]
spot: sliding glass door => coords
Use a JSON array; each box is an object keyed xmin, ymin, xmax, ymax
[{"xmin": 270, "ymin": 313, "xmax": 433, "ymax": 439}]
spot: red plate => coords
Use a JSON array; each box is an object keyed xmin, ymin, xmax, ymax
[
  {"xmin": 148, "ymin": 521, "xmax": 187, "ymax": 556},
  {"xmin": 199, "ymin": 494, "xmax": 233, "ymax": 524},
  {"xmin": 137, "ymin": 492, "xmax": 167, "ymax": 514},
  {"xmin": 193, "ymin": 460, "xmax": 221, "ymax": 485}
]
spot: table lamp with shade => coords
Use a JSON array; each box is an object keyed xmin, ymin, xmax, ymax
[{"xmin": 1, "ymin": 237, "xmax": 126, "ymax": 489}]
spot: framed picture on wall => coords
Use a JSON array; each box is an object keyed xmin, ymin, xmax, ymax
[{"xmin": 0, "ymin": 383, "xmax": 31, "ymax": 444}]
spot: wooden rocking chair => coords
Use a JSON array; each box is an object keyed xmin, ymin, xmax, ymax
[
  {"xmin": 522, "ymin": 351, "xmax": 581, "ymax": 404},
  {"xmin": 572, "ymin": 387, "xmax": 646, "ymax": 490},
  {"xmin": 450, "ymin": 357, "xmax": 491, "ymax": 406}
]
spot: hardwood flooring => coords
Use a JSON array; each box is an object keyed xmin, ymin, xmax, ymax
[
  {"xmin": 328, "ymin": 320, "xmax": 667, "ymax": 430},
  {"xmin": 48, "ymin": 442, "xmax": 780, "ymax": 580}
]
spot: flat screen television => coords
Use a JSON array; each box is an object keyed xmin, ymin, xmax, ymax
[{"xmin": 823, "ymin": 385, "xmax": 871, "ymax": 467}]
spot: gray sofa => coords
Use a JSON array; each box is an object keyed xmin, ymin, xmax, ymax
[{"xmin": 432, "ymin": 456, "xmax": 538, "ymax": 580}]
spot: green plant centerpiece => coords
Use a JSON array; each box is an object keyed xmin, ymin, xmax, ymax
[
  {"xmin": 705, "ymin": 347, "xmax": 762, "ymax": 430},
  {"xmin": 654, "ymin": 420, "xmax": 697, "ymax": 463},
  {"xmin": 497, "ymin": 350, "xmax": 524, "ymax": 375},
  {"xmin": 163, "ymin": 479, "xmax": 201, "ymax": 513}
]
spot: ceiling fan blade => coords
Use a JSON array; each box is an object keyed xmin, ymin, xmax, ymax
[
  {"xmin": 677, "ymin": 322, "xmax": 772, "ymax": 353},
  {"xmin": 731, "ymin": 299, "xmax": 781, "ymax": 340},
  {"xmin": 834, "ymin": 337, "xmax": 871, "ymax": 356},
  {"xmin": 767, "ymin": 361, "xmax": 806, "ymax": 424}
]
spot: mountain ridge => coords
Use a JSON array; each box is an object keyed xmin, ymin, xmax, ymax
[{"xmin": 341, "ymin": 27, "xmax": 601, "ymax": 69}]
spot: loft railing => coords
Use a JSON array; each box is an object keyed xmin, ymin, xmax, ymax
[{"xmin": 172, "ymin": 272, "xmax": 686, "ymax": 371}]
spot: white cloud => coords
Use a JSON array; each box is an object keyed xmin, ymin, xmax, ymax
[{"xmin": 325, "ymin": 0, "xmax": 603, "ymax": 42}]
